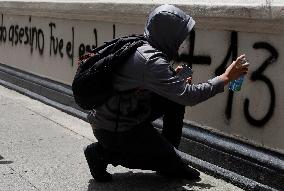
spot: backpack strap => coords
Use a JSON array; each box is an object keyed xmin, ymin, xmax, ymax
[{"xmin": 115, "ymin": 93, "xmax": 121, "ymax": 133}]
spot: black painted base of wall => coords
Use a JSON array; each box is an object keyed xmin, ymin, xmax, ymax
[{"xmin": 0, "ymin": 63, "xmax": 283, "ymax": 191}]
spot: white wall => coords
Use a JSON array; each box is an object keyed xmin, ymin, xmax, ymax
[{"xmin": 0, "ymin": 0, "xmax": 283, "ymax": 153}]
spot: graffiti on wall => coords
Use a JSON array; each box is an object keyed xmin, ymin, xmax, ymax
[
  {"xmin": 177, "ymin": 30, "xmax": 279, "ymax": 127},
  {"xmin": 0, "ymin": 14, "xmax": 280, "ymax": 127},
  {"xmin": 0, "ymin": 15, "xmax": 108, "ymax": 65},
  {"xmin": 0, "ymin": 15, "xmax": 45, "ymax": 54}
]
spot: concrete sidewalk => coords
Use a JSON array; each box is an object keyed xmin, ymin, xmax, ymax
[{"xmin": 0, "ymin": 85, "xmax": 244, "ymax": 191}]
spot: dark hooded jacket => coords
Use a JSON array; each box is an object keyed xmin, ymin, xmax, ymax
[{"xmin": 88, "ymin": 4, "xmax": 224, "ymax": 132}]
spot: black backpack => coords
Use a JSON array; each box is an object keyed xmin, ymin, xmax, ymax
[{"xmin": 72, "ymin": 35, "xmax": 146, "ymax": 110}]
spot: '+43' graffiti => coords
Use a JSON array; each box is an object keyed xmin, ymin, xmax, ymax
[{"xmin": 176, "ymin": 30, "xmax": 278, "ymax": 128}]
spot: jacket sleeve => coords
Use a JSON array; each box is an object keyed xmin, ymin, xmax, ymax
[{"xmin": 143, "ymin": 53, "xmax": 225, "ymax": 106}]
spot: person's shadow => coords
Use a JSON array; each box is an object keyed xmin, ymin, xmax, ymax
[
  {"xmin": 0, "ymin": 154, "xmax": 13, "ymax": 164},
  {"xmin": 87, "ymin": 171, "xmax": 214, "ymax": 191}
]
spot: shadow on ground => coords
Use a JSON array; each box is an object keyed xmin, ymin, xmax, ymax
[
  {"xmin": 0, "ymin": 154, "xmax": 13, "ymax": 164},
  {"xmin": 87, "ymin": 172, "xmax": 214, "ymax": 191}
]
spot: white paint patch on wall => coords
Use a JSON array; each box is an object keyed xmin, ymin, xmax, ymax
[{"xmin": 0, "ymin": 14, "xmax": 283, "ymax": 153}]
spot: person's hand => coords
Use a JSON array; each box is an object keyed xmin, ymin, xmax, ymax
[
  {"xmin": 219, "ymin": 54, "xmax": 249, "ymax": 85},
  {"xmin": 186, "ymin": 77, "xmax": 192, "ymax": 84}
]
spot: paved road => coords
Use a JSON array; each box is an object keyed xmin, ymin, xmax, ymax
[{"xmin": 0, "ymin": 85, "xmax": 244, "ymax": 191}]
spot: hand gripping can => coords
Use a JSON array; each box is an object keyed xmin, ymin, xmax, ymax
[{"xmin": 229, "ymin": 58, "xmax": 249, "ymax": 92}]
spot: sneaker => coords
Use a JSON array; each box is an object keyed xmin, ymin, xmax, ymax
[
  {"xmin": 84, "ymin": 142, "xmax": 112, "ymax": 182},
  {"xmin": 179, "ymin": 166, "xmax": 201, "ymax": 180}
]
